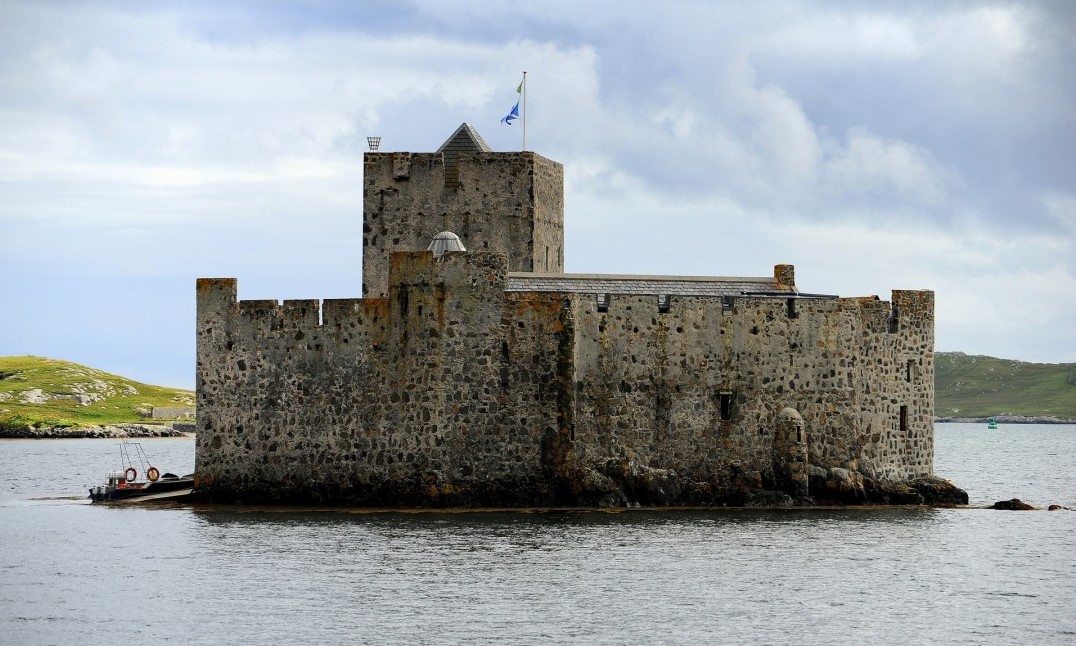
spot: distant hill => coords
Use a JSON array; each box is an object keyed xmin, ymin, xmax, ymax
[
  {"xmin": 935, "ymin": 352, "xmax": 1076, "ymax": 420},
  {"xmin": 0, "ymin": 356, "xmax": 194, "ymax": 432}
]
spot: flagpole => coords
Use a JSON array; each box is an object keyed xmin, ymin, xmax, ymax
[{"xmin": 521, "ymin": 71, "xmax": 527, "ymax": 151}]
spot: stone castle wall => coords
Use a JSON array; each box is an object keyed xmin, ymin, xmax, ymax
[
  {"xmin": 196, "ymin": 251, "xmax": 934, "ymax": 505},
  {"xmin": 568, "ymin": 289, "xmax": 934, "ymax": 490},
  {"xmin": 197, "ymin": 253, "xmax": 569, "ymax": 504},
  {"xmin": 362, "ymin": 152, "xmax": 564, "ymax": 298}
]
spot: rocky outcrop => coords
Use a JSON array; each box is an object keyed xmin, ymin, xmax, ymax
[
  {"xmin": 991, "ymin": 498, "xmax": 1036, "ymax": 510},
  {"xmin": 809, "ymin": 468, "xmax": 969, "ymax": 506},
  {"xmin": 555, "ymin": 456, "xmax": 966, "ymax": 508},
  {"xmin": 0, "ymin": 423, "xmax": 191, "ymax": 439}
]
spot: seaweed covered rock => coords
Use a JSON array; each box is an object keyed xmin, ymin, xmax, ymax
[
  {"xmin": 991, "ymin": 498, "xmax": 1035, "ymax": 510},
  {"xmin": 908, "ymin": 477, "xmax": 969, "ymax": 506}
]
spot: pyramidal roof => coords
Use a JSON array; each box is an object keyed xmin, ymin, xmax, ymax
[{"xmin": 436, "ymin": 123, "xmax": 492, "ymax": 154}]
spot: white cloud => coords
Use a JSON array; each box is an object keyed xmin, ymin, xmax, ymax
[
  {"xmin": 1040, "ymin": 192, "xmax": 1076, "ymax": 235},
  {"xmin": 822, "ymin": 128, "xmax": 952, "ymax": 208},
  {"xmin": 754, "ymin": 12, "xmax": 921, "ymax": 62},
  {"xmin": 922, "ymin": 6, "xmax": 1031, "ymax": 79}
]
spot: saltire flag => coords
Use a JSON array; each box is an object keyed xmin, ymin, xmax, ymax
[
  {"xmin": 501, "ymin": 74, "xmax": 524, "ymax": 125},
  {"xmin": 501, "ymin": 100, "xmax": 519, "ymax": 125}
]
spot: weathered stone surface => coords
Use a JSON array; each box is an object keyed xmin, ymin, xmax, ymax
[
  {"xmin": 362, "ymin": 150, "xmax": 564, "ymax": 299},
  {"xmin": 19, "ymin": 388, "xmax": 49, "ymax": 404},
  {"xmin": 907, "ymin": 477, "xmax": 969, "ymax": 505}
]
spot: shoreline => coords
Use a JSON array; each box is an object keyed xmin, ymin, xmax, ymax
[
  {"xmin": 935, "ymin": 415, "xmax": 1076, "ymax": 424},
  {"xmin": 0, "ymin": 423, "xmax": 194, "ymax": 439}
]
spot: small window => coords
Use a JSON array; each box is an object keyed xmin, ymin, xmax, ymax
[
  {"xmin": 899, "ymin": 405, "xmax": 908, "ymax": 433},
  {"xmin": 906, "ymin": 359, "xmax": 915, "ymax": 383},
  {"xmin": 596, "ymin": 293, "xmax": 610, "ymax": 313},
  {"xmin": 722, "ymin": 295, "xmax": 735, "ymax": 313},
  {"xmin": 888, "ymin": 307, "xmax": 899, "ymax": 333},
  {"xmin": 786, "ymin": 298, "xmax": 798, "ymax": 319},
  {"xmin": 719, "ymin": 392, "xmax": 732, "ymax": 421},
  {"xmin": 657, "ymin": 294, "xmax": 671, "ymax": 313}
]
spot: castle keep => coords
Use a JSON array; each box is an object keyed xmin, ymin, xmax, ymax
[{"xmin": 196, "ymin": 123, "xmax": 963, "ymax": 506}]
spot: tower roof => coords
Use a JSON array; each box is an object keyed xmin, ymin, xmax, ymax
[{"xmin": 437, "ymin": 123, "xmax": 492, "ymax": 154}]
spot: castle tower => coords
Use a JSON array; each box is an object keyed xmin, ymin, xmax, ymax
[{"xmin": 361, "ymin": 123, "xmax": 565, "ymax": 297}]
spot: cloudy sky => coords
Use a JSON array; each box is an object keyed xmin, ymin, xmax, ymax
[{"xmin": 1, "ymin": 0, "xmax": 1073, "ymax": 389}]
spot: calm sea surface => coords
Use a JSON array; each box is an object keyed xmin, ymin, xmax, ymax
[{"xmin": 1, "ymin": 423, "xmax": 1074, "ymax": 645}]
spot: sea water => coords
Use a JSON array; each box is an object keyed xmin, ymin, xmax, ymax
[{"xmin": 1, "ymin": 424, "xmax": 1074, "ymax": 645}]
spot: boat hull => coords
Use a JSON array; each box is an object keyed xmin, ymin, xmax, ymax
[{"xmin": 89, "ymin": 476, "xmax": 194, "ymax": 503}]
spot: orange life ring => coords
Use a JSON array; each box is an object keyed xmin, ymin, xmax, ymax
[
  {"xmin": 124, "ymin": 467, "xmax": 137, "ymax": 482},
  {"xmin": 147, "ymin": 466, "xmax": 160, "ymax": 482}
]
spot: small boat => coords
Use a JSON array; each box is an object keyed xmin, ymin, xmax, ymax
[
  {"xmin": 987, "ymin": 418, "xmax": 998, "ymax": 429},
  {"xmin": 88, "ymin": 441, "xmax": 194, "ymax": 503}
]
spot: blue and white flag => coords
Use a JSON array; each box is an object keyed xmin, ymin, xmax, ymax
[
  {"xmin": 501, "ymin": 74, "xmax": 524, "ymax": 125},
  {"xmin": 501, "ymin": 100, "xmax": 520, "ymax": 125}
]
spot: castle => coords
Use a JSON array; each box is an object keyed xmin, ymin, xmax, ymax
[{"xmin": 195, "ymin": 123, "xmax": 965, "ymax": 507}]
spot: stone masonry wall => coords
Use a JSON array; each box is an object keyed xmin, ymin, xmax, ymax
[
  {"xmin": 568, "ymin": 289, "xmax": 934, "ymax": 498},
  {"xmin": 362, "ymin": 152, "xmax": 564, "ymax": 298},
  {"xmin": 196, "ymin": 253, "xmax": 571, "ymax": 505},
  {"xmin": 197, "ymin": 252, "xmax": 934, "ymax": 506}
]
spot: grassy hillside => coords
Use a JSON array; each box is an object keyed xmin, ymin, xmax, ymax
[
  {"xmin": 0, "ymin": 356, "xmax": 194, "ymax": 430},
  {"xmin": 935, "ymin": 352, "xmax": 1076, "ymax": 419}
]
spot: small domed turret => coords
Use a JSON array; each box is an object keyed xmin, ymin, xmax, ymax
[{"xmin": 428, "ymin": 231, "xmax": 466, "ymax": 259}]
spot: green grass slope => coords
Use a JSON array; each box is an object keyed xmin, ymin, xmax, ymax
[
  {"xmin": 935, "ymin": 352, "xmax": 1076, "ymax": 419},
  {"xmin": 0, "ymin": 356, "xmax": 194, "ymax": 430}
]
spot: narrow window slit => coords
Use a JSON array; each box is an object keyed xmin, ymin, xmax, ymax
[{"xmin": 719, "ymin": 392, "xmax": 732, "ymax": 421}]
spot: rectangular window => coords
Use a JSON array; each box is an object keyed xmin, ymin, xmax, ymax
[
  {"xmin": 899, "ymin": 405, "xmax": 908, "ymax": 433},
  {"xmin": 596, "ymin": 293, "xmax": 610, "ymax": 313},
  {"xmin": 657, "ymin": 294, "xmax": 671, "ymax": 313},
  {"xmin": 906, "ymin": 359, "xmax": 915, "ymax": 383},
  {"xmin": 786, "ymin": 298, "xmax": 798, "ymax": 319},
  {"xmin": 888, "ymin": 307, "xmax": 899, "ymax": 333},
  {"xmin": 719, "ymin": 392, "xmax": 732, "ymax": 421},
  {"xmin": 722, "ymin": 295, "xmax": 735, "ymax": 313}
]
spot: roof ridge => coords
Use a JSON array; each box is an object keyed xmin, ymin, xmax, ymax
[{"xmin": 509, "ymin": 272, "xmax": 776, "ymax": 283}]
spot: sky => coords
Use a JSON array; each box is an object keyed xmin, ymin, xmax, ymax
[{"xmin": 1, "ymin": 0, "xmax": 1074, "ymax": 390}]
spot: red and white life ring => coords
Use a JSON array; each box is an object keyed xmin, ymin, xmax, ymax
[
  {"xmin": 147, "ymin": 466, "xmax": 160, "ymax": 482},
  {"xmin": 124, "ymin": 467, "xmax": 137, "ymax": 482}
]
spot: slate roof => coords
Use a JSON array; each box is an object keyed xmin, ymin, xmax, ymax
[
  {"xmin": 505, "ymin": 273, "xmax": 799, "ymax": 297},
  {"xmin": 437, "ymin": 123, "xmax": 493, "ymax": 154}
]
